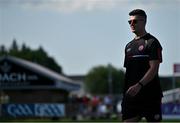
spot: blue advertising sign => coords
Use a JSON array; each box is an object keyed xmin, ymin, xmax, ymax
[
  {"xmin": 2, "ymin": 103, "xmax": 65, "ymax": 117},
  {"xmin": 162, "ymin": 103, "xmax": 180, "ymax": 119},
  {"xmin": 162, "ymin": 103, "xmax": 180, "ymax": 115},
  {"xmin": 2, "ymin": 104, "xmax": 34, "ymax": 117},
  {"xmin": 35, "ymin": 104, "xmax": 65, "ymax": 117}
]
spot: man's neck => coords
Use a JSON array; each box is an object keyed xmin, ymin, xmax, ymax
[{"xmin": 135, "ymin": 31, "xmax": 147, "ymax": 40}]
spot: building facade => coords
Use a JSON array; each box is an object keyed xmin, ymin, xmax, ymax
[{"xmin": 0, "ymin": 55, "xmax": 80, "ymax": 118}]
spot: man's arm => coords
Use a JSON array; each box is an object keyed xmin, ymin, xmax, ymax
[
  {"xmin": 139, "ymin": 60, "xmax": 160, "ymax": 86},
  {"xmin": 126, "ymin": 60, "xmax": 160, "ymax": 96}
]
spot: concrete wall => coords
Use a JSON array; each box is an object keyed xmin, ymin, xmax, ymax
[{"xmin": 1, "ymin": 90, "xmax": 69, "ymax": 103}]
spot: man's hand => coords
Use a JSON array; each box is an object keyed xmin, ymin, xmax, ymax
[{"xmin": 126, "ymin": 83, "xmax": 142, "ymax": 97}]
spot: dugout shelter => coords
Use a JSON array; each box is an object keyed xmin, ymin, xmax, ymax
[{"xmin": 0, "ymin": 55, "xmax": 80, "ymax": 118}]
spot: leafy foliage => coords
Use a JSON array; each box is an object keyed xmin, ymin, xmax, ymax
[
  {"xmin": 85, "ymin": 64, "xmax": 125, "ymax": 95},
  {"xmin": 0, "ymin": 39, "xmax": 62, "ymax": 74}
]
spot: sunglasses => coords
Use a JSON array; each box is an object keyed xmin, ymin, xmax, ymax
[{"xmin": 128, "ymin": 19, "xmax": 144, "ymax": 25}]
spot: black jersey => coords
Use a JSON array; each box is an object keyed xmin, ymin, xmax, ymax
[{"xmin": 123, "ymin": 33, "xmax": 163, "ymax": 102}]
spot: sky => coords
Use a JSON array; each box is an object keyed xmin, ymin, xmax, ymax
[{"xmin": 0, "ymin": 0, "xmax": 180, "ymax": 76}]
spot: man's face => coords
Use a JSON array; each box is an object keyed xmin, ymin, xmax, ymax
[{"xmin": 128, "ymin": 15, "xmax": 146, "ymax": 34}]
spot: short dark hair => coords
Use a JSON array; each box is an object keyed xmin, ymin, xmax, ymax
[{"xmin": 129, "ymin": 9, "xmax": 147, "ymax": 20}]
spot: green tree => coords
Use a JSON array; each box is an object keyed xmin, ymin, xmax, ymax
[
  {"xmin": 85, "ymin": 64, "xmax": 125, "ymax": 95},
  {"xmin": 9, "ymin": 39, "xmax": 19, "ymax": 55},
  {"xmin": 0, "ymin": 39, "xmax": 63, "ymax": 74},
  {"xmin": 0, "ymin": 45, "xmax": 7, "ymax": 55}
]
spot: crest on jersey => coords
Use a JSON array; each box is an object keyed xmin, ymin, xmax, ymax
[{"xmin": 138, "ymin": 45, "xmax": 144, "ymax": 51}]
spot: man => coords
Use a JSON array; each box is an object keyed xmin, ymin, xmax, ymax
[{"xmin": 121, "ymin": 9, "xmax": 163, "ymax": 122}]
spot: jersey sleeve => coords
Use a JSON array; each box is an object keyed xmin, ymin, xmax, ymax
[
  {"xmin": 123, "ymin": 44, "xmax": 129, "ymax": 67},
  {"xmin": 148, "ymin": 40, "xmax": 163, "ymax": 62},
  {"xmin": 124, "ymin": 53, "xmax": 127, "ymax": 67}
]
